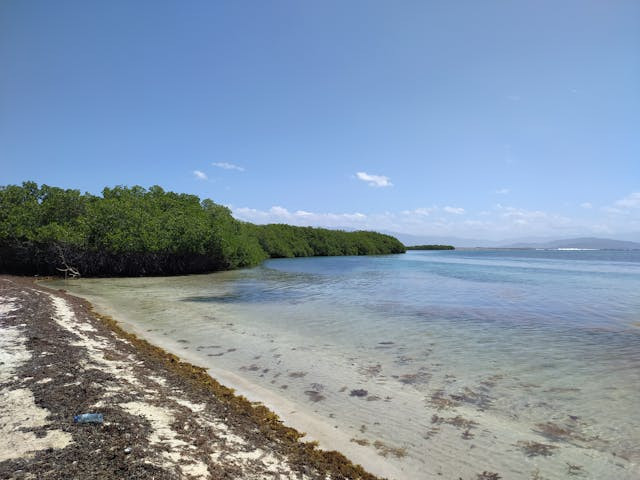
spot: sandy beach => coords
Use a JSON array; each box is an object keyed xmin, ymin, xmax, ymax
[{"xmin": 0, "ymin": 275, "xmax": 382, "ymax": 480}]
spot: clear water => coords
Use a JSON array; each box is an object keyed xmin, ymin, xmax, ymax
[{"xmin": 48, "ymin": 250, "xmax": 640, "ymax": 479}]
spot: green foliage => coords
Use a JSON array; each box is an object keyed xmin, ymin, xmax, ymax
[
  {"xmin": 0, "ymin": 182, "xmax": 404, "ymax": 276},
  {"xmin": 405, "ymin": 245, "xmax": 455, "ymax": 250},
  {"xmin": 248, "ymin": 224, "xmax": 405, "ymax": 258}
]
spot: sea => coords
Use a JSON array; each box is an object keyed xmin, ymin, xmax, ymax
[{"xmin": 46, "ymin": 249, "xmax": 640, "ymax": 479}]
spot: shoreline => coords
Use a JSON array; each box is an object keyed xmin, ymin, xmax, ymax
[
  {"xmin": 68, "ymin": 287, "xmax": 407, "ymax": 480},
  {"xmin": 0, "ymin": 275, "xmax": 385, "ymax": 479},
  {"xmin": 80, "ymin": 289, "xmax": 405, "ymax": 480}
]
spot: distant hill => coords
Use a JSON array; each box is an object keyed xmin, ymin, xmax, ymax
[
  {"xmin": 503, "ymin": 237, "xmax": 640, "ymax": 250},
  {"xmin": 379, "ymin": 231, "xmax": 640, "ymax": 250}
]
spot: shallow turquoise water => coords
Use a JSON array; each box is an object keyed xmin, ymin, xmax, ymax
[{"xmin": 50, "ymin": 250, "xmax": 640, "ymax": 479}]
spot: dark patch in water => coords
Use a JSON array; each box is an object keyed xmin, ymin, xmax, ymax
[
  {"xmin": 534, "ymin": 422, "xmax": 586, "ymax": 442},
  {"xmin": 566, "ymin": 463, "xmax": 584, "ymax": 476},
  {"xmin": 358, "ymin": 363, "xmax": 382, "ymax": 378},
  {"xmin": 428, "ymin": 390, "xmax": 459, "ymax": 410},
  {"xmin": 516, "ymin": 440, "xmax": 558, "ymax": 457},
  {"xmin": 398, "ymin": 368, "xmax": 431, "ymax": 385},
  {"xmin": 240, "ymin": 364, "xmax": 260, "ymax": 372},
  {"xmin": 372, "ymin": 440, "xmax": 406, "ymax": 459},
  {"xmin": 431, "ymin": 414, "xmax": 477, "ymax": 430},
  {"xmin": 305, "ymin": 390, "xmax": 326, "ymax": 402},
  {"xmin": 476, "ymin": 472, "xmax": 502, "ymax": 480},
  {"xmin": 350, "ymin": 437, "xmax": 370, "ymax": 446},
  {"xmin": 450, "ymin": 386, "xmax": 493, "ymax": 410}
]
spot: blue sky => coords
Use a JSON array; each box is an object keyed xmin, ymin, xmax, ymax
[{"xmin": 1, "ymin": 1, "xmax": 639, "ymax": 240}]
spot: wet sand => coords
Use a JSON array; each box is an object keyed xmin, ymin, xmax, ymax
[{"xmin": 0, "ymin": 275, "xmax": 382, "ymax": 480}]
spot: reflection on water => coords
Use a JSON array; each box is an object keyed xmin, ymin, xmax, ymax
[{"xmin": 46, "ymin": 250, "xmax": 640, "ymax": 479}]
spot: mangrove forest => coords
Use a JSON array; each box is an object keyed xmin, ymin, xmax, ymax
[{"xmin": 0, "ymin": 182, "xmax": 406, "ymax": 276}]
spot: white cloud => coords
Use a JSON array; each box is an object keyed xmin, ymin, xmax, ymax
[
  {"xmin": 233, "ymin": 206, "xmax": 369, "ymax": 228},
  {"xmin": 230, "ymin": 200, "xmax": 636, "ymax": 242},
  {"xmin": 495, "ymin": 188, "xmax": 510, "ymax": 195},
  {"xmin": 580, "ymin": 202, "xmax": 592, "ymax": 209},
  {"xmin": 443, "ymin": 206, "xmax": 465, "ymax": 215},
  {"xmin": 601, "ymin": 206, "xmax": 624, "ymax": 215},
  {"xmin": 401, "ymin": 207, "xmax": 436, "ymax": 216},
  {"xmin": 212, "ymin": 162, "xmax": 245, "ymax": 172},
  {"xmin": 356, "ymin": 171, "xmax": 393, "ymax": 188},
  {"xmin": 193, "ymin": 170, "xmax": 208, "ymax": 180},
  {"xmin": 615, "ymin": 192, "xmax": 640, "ymax": 208}
]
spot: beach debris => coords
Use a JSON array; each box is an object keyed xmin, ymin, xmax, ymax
[
  {"xmin": 349, "ymin": 389, "xmax": 368, "ymax": 397},
  {"xmin": 124, "ymin": 447, "xmax": 132, "ymax": 454},
  {"xmin": 73, "ymin": 413, "xmax": 104, "ymax": 424},
  {"xmin": 516, "ymin": 440, "xmax": 558, "ymax": 457},
  {"xmin": 288, "ymin": 371, "xmax": 307, "ymax": 378}
]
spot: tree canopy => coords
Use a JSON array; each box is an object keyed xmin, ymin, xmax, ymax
[{"xmin": 0, "ymin": 182, "xmax": 405, "ymax": 276}]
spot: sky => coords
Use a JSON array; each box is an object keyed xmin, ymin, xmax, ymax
[{"xmin": 1, "ymin": 1, "xmax": 639, "ymax": 241}]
